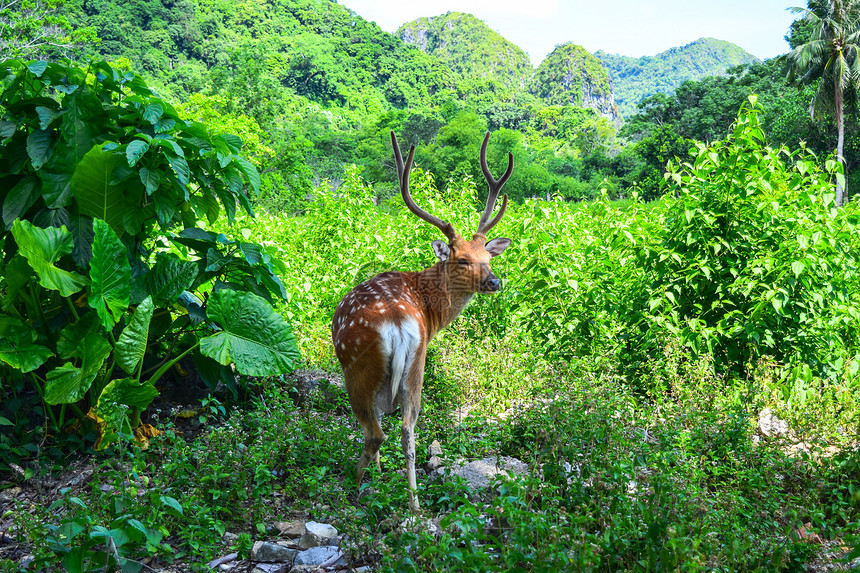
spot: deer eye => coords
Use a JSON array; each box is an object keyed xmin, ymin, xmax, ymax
[{"xmin": 457, "ymin": 259, "xmax": 469, "ymax": 265}]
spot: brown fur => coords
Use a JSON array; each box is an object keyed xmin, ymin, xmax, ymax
[{"xmin": 332, "ymin": 233, "xmax": 508, "ymax": 510}]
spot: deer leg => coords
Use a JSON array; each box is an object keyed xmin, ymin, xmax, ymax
[
  {"xmin": 374, "ymin": 409, "xmax": 384, "ymax": 471},
  {"xmin": 345, "ymin": 368, "xmax": 387, "ymax": 484},
  {"xmin": 401, "ymin": 406, "xmax": 420, "ymax": 511},
  {"xmin": 401, "ymin": 361, "xmax": 425, "ymax": 511},
  {"xmin": 356, "ymin": 412, "xmax": 385, "ymax": 484}
]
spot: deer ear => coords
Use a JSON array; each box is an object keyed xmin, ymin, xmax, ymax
[
  {"xmin": 432, "ymin": 240, "xmax": 450, "ymax": 261},
  {"xmin": 485, "ymin": 238, "xmax": 511, "ymax": 257}
]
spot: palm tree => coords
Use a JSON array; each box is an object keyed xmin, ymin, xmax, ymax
[{"xmin": 783, "ymin": 0, "xmax": 860, "ymax": 205}]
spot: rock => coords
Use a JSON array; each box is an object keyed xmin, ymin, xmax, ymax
[
  {"xmin": 251, "ymin": 541, "xmax": 298, "ymax": 563},
  {"xmin": 297, "ymin": 521, "xmax": 338, "ymax": 549},
  {"xmin": 287, "ymin": 369, "xmax": 344, "ymax": 407},
  {"xmin": 432, "ymin": 456, "xmax": 528, "ymax": 491},
  {"xmin": 207, "ymin": 552, "xmax": 238, "ymax": 569},
  {"xmin": 785, "ymin": 442, "xmax": 811, "ymax": 457},
  {"xmin": 428, "ymin": 440, "xmax": 443, "ymax": 457},
  {"xmin": 306, "ymin": 522, "xmax": 337, "ymax": 538},
  {"xmin": 758, "ymin": 408, "xmax": 789, "ymax": 437},
  {"xmin": 424, "ymin": 455, "xmax": 443, "ymax": 472},
  {"xmin": 252, "ymin": 564, "xmax": 290, "ymax": 573},
  {"xmin": 294, "ymin": 546, "xmax": 345, "ymax": 567},
  {"xmin": 0, "ymin": 486, "xmax": 22, "ymax": 503},
  {"xmin": 794, "ymin": 522, "xmax": 823, "ymax": 544},
  {"xmin": 274, "ymin": 521, "xmax": 306, "ymax": 538},
  {"xmin": 399, "ymin": 516, "xmax": 438, "ymax": 536}
]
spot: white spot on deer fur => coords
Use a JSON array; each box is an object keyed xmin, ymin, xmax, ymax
[
  {"xmin": 340, "ymin": 343, "xmax": 346, "ymax": 350},
  {"xmin": 380, "ymin": 309, "xmax": 386, "ymax": 314},
  {"xmin": 376, "ymin": 302, "xmax": 384, "ymax": 307},
  {"xmin": 377, "ymin": 317, "xmax": 420, "ymax": 409},
  {"xmin": 349, "ymin": 320, "xmax": 354, "ymax": 327},
  {"xmin": 399, "ymin": 304, "xmax": 405, "ymax": 310}
]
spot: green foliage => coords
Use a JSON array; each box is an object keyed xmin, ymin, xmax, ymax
[
  {"xmin": 633, "ymin": 97, "xmax": 859, "ymax": 377},
  {"xmin": 781, "ymin": 0, "xmax": 860, "ymax": 205},
  {"xmin": 0, "ymin": 58, "xmax": 298, "ymax": 456},
  {"xmin": 6, "ymin": 97, "xmax": 860, "ymax": 570},
  {"xmin": 0, "ymin": 0, "xmax": 98, "ymax": 60},
  {"xmin": 397, "ymin": 12, "xmax": 533, "ymax": 91},
  {"xmin": 598, "ymin": 37, "xmax": 759, "ymax": 118},
  {"xmin": 530, "ymin": 43, "xmax": 614, "ymax": 116}
]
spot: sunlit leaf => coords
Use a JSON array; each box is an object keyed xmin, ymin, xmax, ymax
[
  {"xmin": 199, "ymin": 290, "xmax": 299, "ymax": 376},
  {"xmin": 89, "ymin": 219, "xmax": 131, "ymax": 329},
  {"xmin": 11, "ymin": 219, "xmax": 88, "ymax": 296}
]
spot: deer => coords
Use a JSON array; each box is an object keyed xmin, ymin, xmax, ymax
[{"xmin": 331, "ymin": 131, "xmax": 514, "ymax": 511}]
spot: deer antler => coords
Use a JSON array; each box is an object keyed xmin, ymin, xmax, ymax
[
  {"xmin": 476, "ymin": 131, "xmax": 512, "ymax": 236},
  {"xmin": 391, "ymin": 131, "xmax": 457, "ymax": 240}
]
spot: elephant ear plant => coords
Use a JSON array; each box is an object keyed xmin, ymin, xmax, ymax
[{"xmin": 0, "ymin": 59, "xmax": 300, "ymax": 453}]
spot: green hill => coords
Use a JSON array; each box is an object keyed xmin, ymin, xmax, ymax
[
  {"xmin": 64, "ymin": 0, "xmax": 453, "ymax": 109},
  {"xmin": 396, "ymin": 12, "xmax": 533, "ymax": 91},
  {"xmin": 530, "ymin": 43, "xmax": 618, "ymax": 121},
  {"xmin": 597, "ymin": 38, "xmax": 759, "ymax": 118}
]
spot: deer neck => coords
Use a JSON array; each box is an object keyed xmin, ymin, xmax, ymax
[{"xmin": 412, "ymin": 263, "xmax": 473, "ymax": 337}]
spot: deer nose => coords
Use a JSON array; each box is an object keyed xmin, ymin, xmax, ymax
[{"xmin": 484, "ymin": 277, "xmax": 502, "ymax": 291}]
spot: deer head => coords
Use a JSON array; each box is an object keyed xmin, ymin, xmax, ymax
[{"xmin": 391, "ymin": 131, "xmax": 512, "ymax": 294}]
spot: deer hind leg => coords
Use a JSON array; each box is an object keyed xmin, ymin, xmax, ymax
[
  {"xmin": 401, "ymin": 359, "xmax": 426, "ymax": 511},
  {"xmin": 374, "ymin": 409, "xmax": 384, "ymax": 471},
  {"xmin": 344, "ymin": 364, "xmax": 388, "ymax": 484},
  {"xmin": 356, "ymin": 411, "xmax": 385, "ymax": 484}
]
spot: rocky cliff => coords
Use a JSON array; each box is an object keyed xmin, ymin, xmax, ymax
[
  {"xmin": 530, "ymin": 43, "xmax": 619, "ymax": 122},
  {"xmin": 397, "ymin": 12, "xmax": 533, "ymax": 90}
]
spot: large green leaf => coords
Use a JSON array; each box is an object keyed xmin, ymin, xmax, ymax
[
  {"xmin": 97, "ymin": 377, "xmax": 159, "ymax": 410},
  {"xmin": 126, "ymin": 140, "xmax": 149, "ymax": 167},
  {"xmin": 2, "ymin": 176, "xmax": 40, "ymax": 228},
  {"xmin": 115, "ymin": 297, "xmax": 154, "ymax": 376},
  {"xmin": 44, "ymin": 333, "xmax": 111, "ymax": 404},
  {"xmin": 70, "ymin": 143, "xmax": 132, "ymax": 233},
  {"xmin": 11, "ymin": 219, "xmax": 89, "ymax": 296},
  {"xmin": 199, "ymin": 290, "xmax": 299, "ymax": 377},
  {"xmin": 1, "ymin": 255, "xmax": 32, "ymax": 311},
  {"xmin": 232, "ymin": 155, "xmax": 261, "ymax": 194},
  {"xmin": 60, "ymin": 91, "xmax": 104, "ymax": 163},
  {"xmin": 68, "ymin": 213, "xmax": 94, "ymax": 268},
  {"xmin": 38, "ymin": 162, "xmax": 74, "ymax": 209},
  {"xmin": 26, "ymin": 129, "xmax": 56, "ymax": 170},
  {"xmin": 144, "ymin": 256, "xmax": 197, "ymax": 305},
  {"xmin": 57, "ymin": 312, "xmax": 101, "ymax": 360},
  {"xmin": 90, "ymin": 377, "xmax": 158, "ymax": 451},
  {"xmin": 88, "ymin": 219, "xmax": 131, "ymax": 329},
  {"xmin": 0, "ymin": 316, "xmax": 53, "ymax": 373}
]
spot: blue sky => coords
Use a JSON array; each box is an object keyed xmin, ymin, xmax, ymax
[{"xmin": 340, "ymin": 0, "xmax": 799, "ymax": 65}]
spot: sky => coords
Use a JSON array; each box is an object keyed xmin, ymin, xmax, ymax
[{"xmin": 339, "ymin": 0, "xmax": 799, "ymax": 66}]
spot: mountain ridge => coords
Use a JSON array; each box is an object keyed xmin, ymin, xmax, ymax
[
  {"xmin": 596, "ymin": 37, "xmax": 759, "ymax": 117},
  {"xmin": 395, "ymin": 12, "xmax": 757, "ymax": 120}
]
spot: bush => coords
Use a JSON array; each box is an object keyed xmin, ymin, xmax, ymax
[
  {"xmin": 633, "ymin": 96, "xmax": 860, "ymax": 381},
  {"xmin": 0, "ymin": 59, "xmax": 299, "ymax": 459}
]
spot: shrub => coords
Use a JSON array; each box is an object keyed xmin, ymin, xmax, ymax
[{"xmin": 0, "ymin": 59, "xmax": 299, "ymax": 458}]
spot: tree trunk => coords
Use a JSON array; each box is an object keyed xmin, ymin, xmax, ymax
[{"xmin": 835, "ymin": 77, "xmax": 846, "ymax": 206}]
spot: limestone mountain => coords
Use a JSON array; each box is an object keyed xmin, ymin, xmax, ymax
[
  {"xmin": 396, "ymin": 12, "xmax": 533, "ymax": 90},
  {"xmin": 597, "ymin": 38, "xmax": 759, "ymax": 117},
  {"xmin": 530, "ymin": 43, "xmax": 619, "ymax": 122}
]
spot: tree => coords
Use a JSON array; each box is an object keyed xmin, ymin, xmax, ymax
[
  {"xmin": 782, "ymin": 0, "xmax": 860, "ymax": 205},
  {"xmin": 0, "ymin": 0, "xmax": 96, "ymax": 59}
]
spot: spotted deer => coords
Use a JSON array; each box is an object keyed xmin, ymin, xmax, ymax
[{"xmin": 331, "ymin": 131, "xmax": 513, "ymax": 511}]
